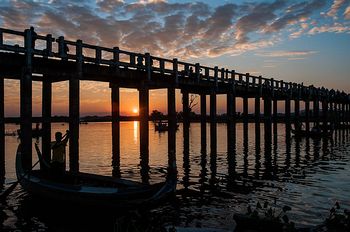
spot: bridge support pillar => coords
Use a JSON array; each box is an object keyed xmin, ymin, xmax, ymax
[
  {"xmin": 167, "ymin": 87, "xmax": 176, "ymax": 175},
  {"xmin": 314, "ymin": 99, "xmax": 320, "ymax": 127},
  {"xmin": 111, "ymin": 85, "xmax": 120, "ymax": 177},
  {"xmin": 322, "ymin": 100, "xmax": 328, "ymax": 132},
  {"xmin": 182, "ymin": 90, "xmax": 190, "ymax": 155},
  {"xmin": 255, "ymin": 96, "xmax": 260, "ymax": 140},
  {"xmin": 305, "ymin": 100, "xmax": 310, "ymax": 132},
  {"xmin": 210, "ymin": 91, "xmax": 217, "ymax": 154},
  {"xmin": 21, "ymin": 29, "xmax": 33, "ymax": 171},
  {"xmin": 264, "ymin": 97, "xmax": 272, "ymax": 143},
  {"xmin": 227, "ymin": 92, "xmax": 236, "ymax": 153},
  {"xmin": 273, "ymin": 99, "xmax": 278, "ymax": 136},
  {"xmin": 200, "ymin": 94, "xmax": 206, "ymax": 153},
  {"xmin": 69, "ymin": 77, "xmax": 80, "ymax": 173},
  {"xmin": 285, "ymin": 98, "xmax": 291, "ymax": 138},
  {"xmin": 42, "ymin": 77, "xmax": 52, "ymax": 171},
  {"xmin": 243, "ymin": 96, "xmax": 248, "ymax": 139},
  {"xmin": 139, "ymin": 86, "xmax": 149, "ymax": 183},
  {"xmin": 295, "ymin": 98, "xmax": 300, "ymax": 123},
  {"xmin": 0, "ymin": 77, "xmax": 4, "ymax": 182},
  {"xmin": 341, "ymin": 102, "xmax": 346, "ymax": 125}
]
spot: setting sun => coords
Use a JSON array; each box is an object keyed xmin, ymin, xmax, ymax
[{"xmin": 132, "ymin": 108, "xmax": 138, "ymax": 114}]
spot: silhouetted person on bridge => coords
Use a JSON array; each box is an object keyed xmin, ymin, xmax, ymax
[{"xmin": 30, "ymin": 26, "xmax": 37, "ymax": 50}]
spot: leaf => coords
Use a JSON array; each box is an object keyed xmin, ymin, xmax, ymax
[{"xmin": 283, "ymin": 206, "xmax": 292, "ymax": 212}]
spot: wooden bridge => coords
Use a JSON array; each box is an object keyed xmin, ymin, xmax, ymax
[{"xmin": 0, "ymin": 27, "xmax": 349, "ymax": 178}]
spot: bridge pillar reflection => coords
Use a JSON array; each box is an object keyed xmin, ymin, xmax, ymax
[
  {"xmin": 200, "ymin": 93, "xmax": 206, "ymax": 153},
  {"xmin": 139, "ymin": 85, "xmax": 149, "ymax": 183},
  {"xmin": 111, "ymin": 85, "xmax": 120, "ymax": 177}
]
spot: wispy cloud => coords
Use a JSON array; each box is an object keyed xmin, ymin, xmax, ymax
[
  {"xmin": 327, "ymin": 0, "xmax": 348, "ymax": 18},
  {"xmin": 255, "ymin": 50, "xmax": 318, "ymax": 58},
  {"xmin": 345, "ymin": 6, "xmax": 350, "ymax": 19}
]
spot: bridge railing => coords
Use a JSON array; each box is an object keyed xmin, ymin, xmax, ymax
[{"xmin": 1, "ymin": 27, "xmax": 347, "ymax": 101}]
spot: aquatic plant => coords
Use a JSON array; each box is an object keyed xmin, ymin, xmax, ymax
[
  {"xmin": 324, "ymin": 202, "xmax": 350, "ymax": 231},
  {"xmin": 234, "ymin": 201, "xmax": 296, "ymax": 232}
]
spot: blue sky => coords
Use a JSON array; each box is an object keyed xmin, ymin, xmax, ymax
[{"xmin": 0, "ymin": 0, "xmax": 349, "ymax": 116}]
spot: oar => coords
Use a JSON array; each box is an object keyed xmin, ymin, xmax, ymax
[{"xmin": 0, "ymin": 159, "xmax": 40, "ymax": 202}]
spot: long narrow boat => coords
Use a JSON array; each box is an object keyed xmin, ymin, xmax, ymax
[{"xmin": 16, "ymin": 145, "xmax": 176, "ymax": 209}]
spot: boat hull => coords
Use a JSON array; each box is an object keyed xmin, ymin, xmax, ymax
[{"xmin": 16, "ymin": 146, "xmax": 176, "ymax": 209}]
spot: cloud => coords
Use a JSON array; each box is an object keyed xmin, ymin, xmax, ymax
[
  {"xmin": 308, "ymin": 22, "xmax": 350, "ymax": 34},
  {"xmin": 265, "ymin": 0, "xmax": 326, "ymax": 33},
  {"xmin": 0, "ymin": 0, "xmax": 344, "ymax": 60},
  {"xmin": 255, "ymin": 50, "xmax": 318, "ymax": 58},
  {"xmin": 327, "ymin": 0, "xmax": 348, "ymax": 18},
  {"xmin": 345, "ymin": 6, "xmax": 350, "ymax": 19}
]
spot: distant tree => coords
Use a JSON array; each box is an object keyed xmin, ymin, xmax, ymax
[{"xmin": 150, "ymin": 110, "xmax": 164, "ymax": 122}]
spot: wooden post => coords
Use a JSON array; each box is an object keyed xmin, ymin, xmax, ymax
[
  {"xmin": 285, "ymin": 98, "xmax": 291, "ymax": 137},
  {"xmin": 243, "ymin": 96, "xmax": 248, "ymax": 137},
  {"xmin": 342, "ymin": 103, "xmax": 346, "ymax": 125},
  {"xmin": 295, "ymin": 98, "xmax": 300, "ymax": 122},
  {"xmin": 182, "ymin": 89, "xmax": 190, "ymax": 146},
  {"xmin": 210, "ymin": 91, "xmax": 217, "ymax": 154},
  {"xmin": 322, "ymin": 100, "xmax": 328, "ymax": 132},
  {"xmin": 111, "ymin": 85, "xmax": 120, "ymax": 177},
  {"xmin": 314, "ymin": 99, "xmax": 319, "ymax": 127},
  {"xmin": 200, "ymin": 93, "xmax": 206, "ymax": 153},
  {"xmin": 69, "ymin": 40, "xmax": 82, "ymax": 173},
  {"xmin": 42, "ymin": 76, "xmax": 52, "ymax": 170},
  {"xmin": 255, "ymin": 95, "xmax": 260, "ymax": 139},
  {"xmin": 0, "ymin": 76, "xmax": 4, "ymax": 181},
  {"xmin": 21, "ymin": 28, "xmax": 33, "ymax": 170},
  {"xmin": 139, "ymin": 85, "xmax": 149, "ymax": 183},
  {"xmin": 305, "ymin": 100, "xmax": 310, "ymax": 132},
  {"xmin": 227, "ymin": 91, "xmax": 235, "ymax": 153},
  {"xmin": 264, "ymin": 97, "xmax": 272, "ymax": 142},
  {"xmin": 273, "ymin": 99, "xmax": 278, "ymax": 135},
  {"xmin": 168, "ymin": 87, "xmax": 176, "ymax": 171}
]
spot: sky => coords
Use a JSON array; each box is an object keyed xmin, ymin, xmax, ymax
[{"xmin": 0, "ymin": 0, "xmax": 350, "ymax": 116}]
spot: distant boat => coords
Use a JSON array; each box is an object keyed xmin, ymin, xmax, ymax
[
  {"xmin": 16, "ymin": 144, "xmax": 176, "ymax": 209},
  {"xmin": 155, "ymin": 122, "xmax": 179, "ymax": 132},
  {"xmin": 4, "ymin": 130, "xmax": 18, "ymax": 136}
]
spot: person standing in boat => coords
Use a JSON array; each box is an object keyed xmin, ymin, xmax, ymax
[{"xmin": 50, "ymin": 130, "xmax": 70, "ymax": 177}]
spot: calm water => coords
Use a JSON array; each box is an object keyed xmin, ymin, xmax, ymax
[{"xmin": 1, "ymin": 122, "xmax": 350, "ymax": 231}]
